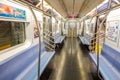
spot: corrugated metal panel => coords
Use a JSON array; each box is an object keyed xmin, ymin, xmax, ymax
[{"xmin": 45, "ymin": 0, "xmax": 104, "ymax": 18}]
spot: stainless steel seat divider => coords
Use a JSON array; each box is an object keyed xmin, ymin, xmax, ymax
[{"xmin": 43, "ymin": 28, "xmax": 55, "ymax": 51}]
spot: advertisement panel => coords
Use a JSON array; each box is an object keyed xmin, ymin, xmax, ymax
[
  {"xmin": 106, "ymin": 20, "xmax": 119, "ymax": 42},
  {"xmin": 0, "ymin": 3, "xmax": 26, "ymax": 19}
]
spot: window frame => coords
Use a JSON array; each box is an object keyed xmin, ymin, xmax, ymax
[
  {"xmin": 0, "ymin": 21, "xmax": 26, "ymax": 51},
  {"xmin": 0, "ymin": 19, "xmax": 33, "ymax": 63}
]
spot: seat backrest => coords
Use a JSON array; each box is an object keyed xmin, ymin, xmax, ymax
[{"xmin": 101, "ymin": 44, "xmax": 120, "ymax": 72}]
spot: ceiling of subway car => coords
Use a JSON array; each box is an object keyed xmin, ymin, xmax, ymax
[{"xmin": 45, "ymin": 0, "xmax": 104, "ymax": 18}]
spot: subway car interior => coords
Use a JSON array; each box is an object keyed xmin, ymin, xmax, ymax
[{"xmin": 0, "ymin": 0, "xmax": 120, "ymax": 80}]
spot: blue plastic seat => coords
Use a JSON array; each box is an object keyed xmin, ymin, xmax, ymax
[
  {"xmin": 89, "ymin": 44, "xmax": 120, "ymax": 80},
  {"xmin": 54, "ymin": 34, "xmax": 65, "ymax": 44},
  {"xmin": 79, "ymin": 34, "xmax": 92, "ymax": 45},
  {"xmin": 0, "ymin": 42, "xmax": 55, "ymax": 80}
]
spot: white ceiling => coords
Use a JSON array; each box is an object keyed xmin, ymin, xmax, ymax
[{"xmin": 45, "ymin": 0, "xmax": 104, "ymax": 18}]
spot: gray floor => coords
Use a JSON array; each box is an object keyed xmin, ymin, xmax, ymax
[{"xmin": 41, "ymin": 38, "xmax": 100, "ymax": 80}]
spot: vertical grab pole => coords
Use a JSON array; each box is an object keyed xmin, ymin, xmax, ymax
[
  {"xmin": 71, "ymin": 24, "xmax": 74, "ymax": 54},
  {"xmin": 28, "ymin": 6, "xmax": 41, "ymax": 80},
  {"xmin": 97, "ymin": 0, "xmax": 111, "ymax": 79},
  {"xmin": 97, "ymin": 13, "xmax": 107, "ymax": 80},
  {"xmin": 18, "ymin": 0, "xmax": 42, "ymax": 79},
  {"xmin": 42, "ymin": 0, "xmax": 44, "ymax": 10},
  {"xmin": 88, "ymin": 17, "xmax": 93, "ymax": 52}
]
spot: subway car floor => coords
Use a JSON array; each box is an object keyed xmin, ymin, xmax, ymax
[{"xmin": 41, "ymin": 38, "xmax": 101, "ymax": 80}]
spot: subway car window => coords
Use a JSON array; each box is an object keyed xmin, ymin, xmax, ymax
[{"xmin": 0, "ymin": 21, "xmax": 25, "ymax": 51}]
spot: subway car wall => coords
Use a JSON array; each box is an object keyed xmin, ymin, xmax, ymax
[
  {"xmin": 0, "ymin": 0, "xmax": 64, "ymax": 79},
  {"xmin": 0, "ymin": 0, "xmax": 44, "ymax": 80},
  {"xmin": 105, "ymin": 8, "xmax": 120, "ymax": 51},
  {"xmin": 1, "ymin": 0, "xmax": 120, "ymax": 80}
]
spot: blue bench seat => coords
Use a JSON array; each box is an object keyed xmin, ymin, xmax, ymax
[
  {"xmin": 79, "ymin": 36, "xmax": 91, "ymax": 45},
  {"xmin": 40, "ymin": 51, "xmax": 55, "ymax": 75},
  {"xmin": 54, "ymin": 34, "xmax": 65, "ymax": 44},
  {"xmin": 60, "ymin": 36, "xmax": 65, "ymax": 43},
  {"xmin": 89, "ymin": 44, "xmax": 120, "ymax": 80},
  {"xmin": 0, "ymin": 42, "xmax": 55, "ymax": 80}
]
